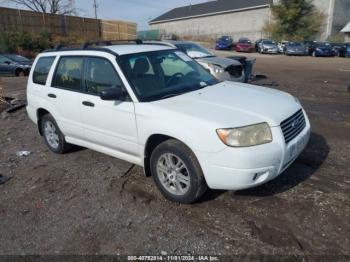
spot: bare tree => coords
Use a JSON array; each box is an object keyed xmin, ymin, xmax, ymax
[{"xmin": 5, "ymin": 0, "xmax": 77, "ymax": 15}]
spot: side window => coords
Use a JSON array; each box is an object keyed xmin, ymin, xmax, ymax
[
  {"xmin": 84, "ymin": 57, "xmax": 123, "ymax": 95},
  {"xmin": 53, "ymin": 57, "xmax": 84, "ymax": 91},
  {"xmin": 32, "ymin": 57, "xmax": 55, "ymax": 85},
  {"xmin": 0, "ymin": 56, "xmax": 9, "ymax": 63}
]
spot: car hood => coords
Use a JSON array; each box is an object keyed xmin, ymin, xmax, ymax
[
  {"xmin": 21, "ymin": 61, "xmax": 33, "ymax": 66},
  {"xmin": 287, "ymin": 46, "xmax": 305, "ymax": 51},
  {"xmin": 317, "ymin": 47, "xmax": 332, "ymax": 51},
  {"xmin": 196, "ymin": 56, "xmax": 241, "ymax": 68},
  {"xmin": 237, "ymin": 43, "xmax": 251, "ymax": 47},
  {"xmin": 262, "ymin": 44, "xmax": 277, "ymax": 48},
  {"xmin": 150, "ymin": 82, "xmax": 300, "ymax": 128},
  {"xmin": 216, "ymin": 41, "xmax": 230, "ymax": 46}
]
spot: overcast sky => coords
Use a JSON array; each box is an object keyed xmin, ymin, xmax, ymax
[{"xmin": 0, "ymin": 0, "xmax": 208, "ymax": 30}]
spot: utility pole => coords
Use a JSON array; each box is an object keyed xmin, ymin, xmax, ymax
[{"xmin": 93, "ymin": 0, "xmax": 98, "ymax": 19}]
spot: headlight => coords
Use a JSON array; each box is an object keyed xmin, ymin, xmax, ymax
[
  {"xmin": 211, "ymin": 65, "xmax": 224, "ymax": 74},
  {"xmin": 216, "ymin": 123, "xmax": 272, "ymax": 147}
]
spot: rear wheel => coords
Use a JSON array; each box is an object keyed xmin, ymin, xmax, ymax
[
  {"xmin": 150, "ymin": 139, "xmax": 207, "ymax": 204},
  {"xmin": 40, "ymin": 114, "xmax": 72, "ymax": 154}
]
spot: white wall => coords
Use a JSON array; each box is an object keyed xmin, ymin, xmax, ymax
[{"xmin": 150, "ymin": 7, "xmax": 271, "ymax": 41}]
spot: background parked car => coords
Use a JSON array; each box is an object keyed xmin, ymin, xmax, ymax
[
  {"xmin": 305, "ymin": 41, "xmax": 335, "ymax": 57},
  {"xmin": 258, "ymin": 40, "xmax": 278, "ymax": 54},
  {"xmin": 330, "ymin": 43, "xmax": 345, "ymax": 56},
  {"xmin": 255, "ymin": 39, "xmax": 268, "ymax": 52},
  {"xmin": 235, "ymin": 38, "xmax": 254, "ymax": 53},
  {"xmin": 284, "ymin": 41, "xmax": 307, "ymax": 56},
  {"xmin": 278, "ymin": 41, "xmax": 289, "ymax": 53},
  {"xmin": 215, "ymin": 36, "xmax": 234, "ymax": 50},
  {"xmin": 0, "ymin": 54, "xmax": 32, "ymax": 76},
  {"xmin": 337, "ymin": 43, "xmax": 350, "ymax": 57},
  {"xmin": 163, "ymin": 41, "xmax": 245, "ymax": 83}
]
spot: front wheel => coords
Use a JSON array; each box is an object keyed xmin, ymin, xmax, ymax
[{"xmin": 150, "ymin": 139, "xmax": 207, "ymax": 204}]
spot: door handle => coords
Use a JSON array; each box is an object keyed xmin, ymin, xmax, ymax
[
  {"xmin": 48, "ymin": 93, "xmax": 57, "ymax": 98},
  {"xmin": 82, "ymin": 101, "xmax": 95, "ymax": 107}
]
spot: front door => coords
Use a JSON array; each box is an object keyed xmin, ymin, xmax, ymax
[{"xmin": 79, "ymin": 57, "xmax": 139, "ymax": 158}]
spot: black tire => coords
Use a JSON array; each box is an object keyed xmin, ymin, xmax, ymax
[
  {"xmin": 40, "ymin": 114, "xmax": 72, "ymax": 154},
  {"xmin": 15, "ymin": 69, "xmax": 25, "ymax": 77},
  {"xmin": 150, "ymin": 139, "xmax": 207, "ymax": 204}
]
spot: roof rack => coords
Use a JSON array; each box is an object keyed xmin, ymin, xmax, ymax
[{"xmin": 52, "ymin": 39, "xmax": 143, "ymax": 51}]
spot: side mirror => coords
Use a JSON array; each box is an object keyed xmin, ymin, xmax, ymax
[
  {"xmin": 4, "ymin": 61, "xmax": 11, "ymax": 65},
  {"xmin": 99, "ymin": 88, "xmax": 126, "ymax": 101}
]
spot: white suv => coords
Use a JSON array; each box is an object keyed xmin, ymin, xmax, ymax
[{"xmin": 27, "ymin": 41, "xmax": 311, "ymax": 204}]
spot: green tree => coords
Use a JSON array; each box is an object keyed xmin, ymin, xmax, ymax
[{"xmin": 265, "ymin": 0, "xmax": 324, "ymax": 41}]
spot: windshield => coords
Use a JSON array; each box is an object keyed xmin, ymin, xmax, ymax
[
  {"xmin": 4, "ymin": 55, "xmax": 30, "ymax": 63},
  {"xmin": 316, "ymin": 42, "xmax": 331, "ymax": 47},
  {"xmin": 288, "ymin": 42, "xmax": 303, "ymax": 46},
  {"xmin": 218, "ymin": 36, "xmax": 232, "ymax": 42},
  {"xmin": 239, "ymin": 39, "xmax": 251, "ymax": 44},
  {"xmin": 262, "ymin": 40, "xmax": 275, "ymax": 45},
  {"xmin": 119, "ymin": 50, "xmax": 218, "ymax": 102},
  {"xmin": 176, "ymin": 43, "xmax": 213, "ymax": 58}
]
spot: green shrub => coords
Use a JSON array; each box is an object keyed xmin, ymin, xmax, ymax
[{"xmin": 0, "ymin": 31, "xmax": 78, "ymax": 56}]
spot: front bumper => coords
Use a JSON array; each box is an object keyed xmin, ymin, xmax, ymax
[
  {"xmin": 196, "ymin": 112, "xmax": 311, "ymax": 190},
  {"xmin": 286, "ymin": 50, "xmax": 306, "ymax": 55},
  {"xmin": 263, "ymin": 48, "xmax": 278, "ymax": 54},
  {"xmin": 236, "ymin": 47, "xmax": 253, "ymax": 52},
  {"xmin": 216, "ymin": 45, "xmax": 231, "ymax": 50},
  {"xmin": 316, "ymin": 51, "xmax": 334, "ymax": 57}
]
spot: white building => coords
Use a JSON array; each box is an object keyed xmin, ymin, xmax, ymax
[{"xmin": 149, "ymin": 0, "xmax": 350, "ymax": 41}]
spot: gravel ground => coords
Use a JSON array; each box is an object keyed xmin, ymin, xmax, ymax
[{"xmin": 0, "ymin": 53, "xmax": 349, "ymax": 257}]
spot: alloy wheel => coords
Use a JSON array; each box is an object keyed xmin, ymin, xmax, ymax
[
  {"xmin": 44, "ymin": 120, "xmax": 60, "ymax": 149},
  {"xmin": 156, "ymin": 153, "xmax": 191, "ymax": 196}
]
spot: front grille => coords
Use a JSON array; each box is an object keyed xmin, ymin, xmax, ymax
[
  {"xmin": 281, "ymin": 109, "xmax": 306, "ymax": 144},
  {"xmin": 225, "ymin": 65, "xmax": 243, "ymax": 78}
]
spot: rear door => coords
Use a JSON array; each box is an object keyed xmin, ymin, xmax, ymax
[
  {"xmin": 49, "ymin": 56, "xmax": 85, "ymax": 140},
  {"xmin": 79, "ymin": 56, "xmax": 139, "ymax": 159}
]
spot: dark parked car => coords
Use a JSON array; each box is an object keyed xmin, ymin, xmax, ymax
[
  {"xmin": 284, "ymin": 42, "xmax": 307, "ymax": 56},
  {"xmin": 215, "ymin": 36, "xmax": 233, "ymax": 50},
  {"xmin": 0, "ymin": 54, "xmax": 32, "ymax": 76},
  {"xmin": 235, "ymin": 38, "xmax": 254, "ymax": 53},
  {"xmin": 331, "ymin": 43, "xmax": 345, "ymax": 56},
  {"xmin": 337, "ymin": 43, "xmax": 350, "ymax": 57},
  {"xmin": 305, "ymin": 42, "xmax": 335, "ymax": 57}
]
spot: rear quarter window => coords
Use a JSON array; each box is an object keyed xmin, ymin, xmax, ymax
[{"xmin": 33, "ymin": 57, "xmax": 56, "ymax": 85}]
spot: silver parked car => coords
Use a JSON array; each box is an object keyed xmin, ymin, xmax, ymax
[
  {"xmin": 258, "ymin": 40, "xmax": 278, "ymax": 54},
  {"xmin": 154, "ymin": 41, "xmax": 246, "ymax": 83},
  {"xmin": 284, "ymin": 42, "xmax": 307, "ymax": 56}
]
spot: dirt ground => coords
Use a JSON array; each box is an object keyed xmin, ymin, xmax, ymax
[{"xmin": 0, "ymin": 53, "xmax": 349, "ymax": 257}]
